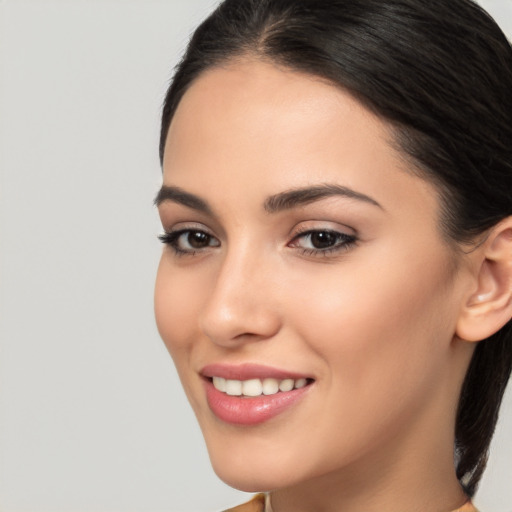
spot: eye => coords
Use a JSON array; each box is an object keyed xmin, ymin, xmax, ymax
[
  {"xmin": 289, "ymin": 229, "xmax": 357, "ymax": 256},
  {"xmin": 158, "ymin": 229, "xmax": 220, "ymax": 255}
]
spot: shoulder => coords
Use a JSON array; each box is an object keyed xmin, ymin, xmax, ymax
[
  {"xmin": 221, "ymin": 494, "xmax": 479, "ymax": 512},
  {"xmin": 222, "ymin": 494, "xmax": 266, "ymax": 512},
  {"xmin": 453, "ymin": 501, "xmax": 480, "ymax": 512}
]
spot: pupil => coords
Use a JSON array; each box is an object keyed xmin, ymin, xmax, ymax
[
  {"xmin": 188, "ymin": 231, "xmax": 209, "ymax": 248},
  {"xmin": 311, "ymin": 231, "xmax": 336, "ymax": 248}
]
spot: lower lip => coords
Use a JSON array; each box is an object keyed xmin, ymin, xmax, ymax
[{"xmin": 204, "ymin": 380, "xmax": 312, "ymax": 426}]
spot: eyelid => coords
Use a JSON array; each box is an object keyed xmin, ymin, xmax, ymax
[
  {"xmin": 290, "ymin": 220, "xmax": 357, "ymax": 238},
  {"xmin": 158, "ymin": 204, "xmax": 225, "ymax": 238},
  {"xmin": 158, "ymin": 223, "xmax": 221, "ymax": 256},
  {"xmin": 161, "ymin": 220, "xmax": 212, "ymax": 231},
  {"xmin": 287, "ymin": 223, "xmax": 358, "ymax": 257}
]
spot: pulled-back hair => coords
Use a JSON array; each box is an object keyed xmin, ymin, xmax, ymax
[{"xmin": 160, "ymin": 0, "xmax": 512, "ymax": 497}]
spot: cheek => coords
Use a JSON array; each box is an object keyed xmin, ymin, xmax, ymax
[
  {"xmin": 155, "ymin": 256, "xmax": 212, "ymax": 417},
  {"xmin": 271, "ymin": 250, "xmax": 459, "ymax": 474},
  {"xmin": 154, "ymin": 256, "xmax": 203, "ymax": 360},
  {"xmin": 289, "ymin": 244, "xmax": 457, "ymax": 401}
]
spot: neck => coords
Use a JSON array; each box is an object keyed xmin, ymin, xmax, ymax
[
  {"xmin": 269, "ymin": 405, "xmax": 467, "ymax": 512},
  {"xmin": 269, "ymin": 454, "xmax": 467, "ymax": 512}
]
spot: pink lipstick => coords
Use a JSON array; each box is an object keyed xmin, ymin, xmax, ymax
[{"xmin": 201, "ymin": 364, "xmax": 313, "ymax": 426}]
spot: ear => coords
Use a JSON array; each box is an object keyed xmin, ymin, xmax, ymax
[{"xmin": 456, "ymin": 217, "xmax": 512, "ymax": 342}]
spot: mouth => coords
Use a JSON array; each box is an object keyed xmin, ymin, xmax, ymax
[
  {"xmin": 201, "ymin": 364, "xmax": 314, "ymax": 425},
  {"xmin": 210, "ymin": 376, "xmax": 311, "ymax": 397}
]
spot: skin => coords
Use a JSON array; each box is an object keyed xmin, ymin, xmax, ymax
[{"xmin": 155, "ymin": 59, "xmax": 478, "ymax": 512}]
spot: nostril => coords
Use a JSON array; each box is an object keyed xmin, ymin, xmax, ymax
[{"xmin": 200, "ymin": 304, "xmax": 282, "ymax": 347}]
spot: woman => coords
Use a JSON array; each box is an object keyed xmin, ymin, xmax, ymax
[{"xmin": 154, "ymin": 0, "xmax": 512, "ymax": 511}]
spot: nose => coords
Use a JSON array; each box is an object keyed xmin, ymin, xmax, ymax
[{"xmin": 199, "ymin": 247, "xmax": 281, "ymax": 347}]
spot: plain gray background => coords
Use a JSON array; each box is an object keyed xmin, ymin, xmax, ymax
[{"xmin": 0, "ymin": 1, "xmax": 511, "ymax": 511}]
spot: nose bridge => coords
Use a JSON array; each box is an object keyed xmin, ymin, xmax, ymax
[{"xmin": 199, "ymin": 239, "xmax": 280, "ymax": 345}]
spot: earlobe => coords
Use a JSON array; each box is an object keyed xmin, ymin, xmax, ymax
[{"xmin": 456, "ymin": 217, "xmax": 512, "ymax": 342}]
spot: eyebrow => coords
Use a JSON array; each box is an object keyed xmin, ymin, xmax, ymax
[
  {"xmin": 154, "ymin": 185, "xmax": 213, "ymax": 214},
  {"xmin": 154, "ymin": 183, "xmax": 382, "ymax": 214},
  {"xmin": 263, "ymin": 184, "xmax": 382, "ymax": 213}
]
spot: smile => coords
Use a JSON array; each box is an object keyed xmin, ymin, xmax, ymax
[
  {"xmin": 212, "ymin": 376, "xmax": 309, "ymax": 397},
  {"xmin": 201, "ymin": 364, "xmax": 314, "ymax": 425}
]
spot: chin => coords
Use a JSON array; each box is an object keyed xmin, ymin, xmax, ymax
[
  {"xmin": 206, "ymin": 442, "xmax": 297, "ymax": 492},
  {"xmin": 211, "ymin": 461, "xmax": 283, "ymax": 493}
]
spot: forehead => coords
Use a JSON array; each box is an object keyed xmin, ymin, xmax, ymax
[
  {"xmin": 165, "ymin": 61, "xmax": 388, "ymax": 170},
  {"xmin": 162, "ymin": 59, "xmax": 439, "ymax": 225},
  {"xmin": 165, "ymin": 59, "xmax": 387, "ymax": 148}
]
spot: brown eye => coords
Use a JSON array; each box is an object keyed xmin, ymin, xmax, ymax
[
  {"xmin": 187, "ymin": 231, "xmax": 212, "ymax": 248},
  {"xmin": 289, "ymin": 229, "xmax": 358, "ymax": 256},
  {"xmin": 158, "ymin": 229, "xmax": 220, "ymax": 254},
  {"xmin": 309, "ymin": 231, "xmax": 339, "ymax": 249}
]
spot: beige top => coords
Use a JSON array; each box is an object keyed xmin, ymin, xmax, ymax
[{"xmin": 223, "ymin": 493, "xmax": 480, "ymax": 512}]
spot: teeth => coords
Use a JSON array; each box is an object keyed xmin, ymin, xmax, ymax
[
  {"xmin": 212, "ymin": 376, "xmax": 310, "ymax": 396},
  {"xmin": 262, "ymin": 378, "xmax": 279, "ymax": 395},
  {"xmin": 212, "ymin": 377, "xmax": 226, "ymax": 392},
  {"xmin": 242, "ymin": 379, "xmax": 263, "ymax": 397},
  {"xmin": 279, "ymin": 378, "xmax": 294, "ymax": 392},
  {"xmin": 225, "ymin": 379, "xmax": 242, "ymax": 396},
  {"xmin": 295, "ymin": 378, "xmax": 307, "ymax": 389}
]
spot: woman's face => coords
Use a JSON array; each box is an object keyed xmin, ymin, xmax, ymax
[{"xmin": 155, "ymin": 60, "xmax": 472, "ymax": 492}]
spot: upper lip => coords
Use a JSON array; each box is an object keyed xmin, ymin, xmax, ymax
[{"xmin": 201, "ymin": 363, "xmax": 312, "ymax": 381}]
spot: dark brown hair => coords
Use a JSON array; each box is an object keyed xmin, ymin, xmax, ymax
[{"xmin": 160, "ymin": 0, "xmax": 512, "ymax": 497}]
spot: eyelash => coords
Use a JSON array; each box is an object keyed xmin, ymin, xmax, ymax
[
  {"xmin": 158, "ymin": 229, "xmax": 219, "ymax": 256},
  {"xmin": 158, "ymin": 228, "xmax": 358, "ymax": 257},
  {"xmin": 288, "ymin": 228, "xmax": 358, "ymax": 257}
]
